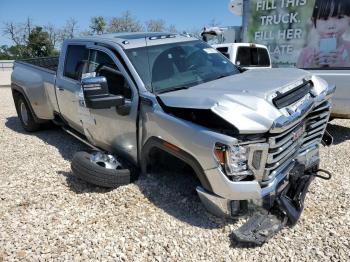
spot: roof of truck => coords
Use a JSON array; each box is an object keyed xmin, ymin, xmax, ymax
[{"xmin": 74, "ymin": 32, "xmax": 198, "ymax": 49}]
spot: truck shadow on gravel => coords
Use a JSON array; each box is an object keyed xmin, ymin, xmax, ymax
[
  {"xmin": 326, "ymin": 122, "xmax": 350, "ymax": 145},
  {"xmin": 5, "ymin": 116, "xmax": 88, "ymax": 160},
  {"xmin": 5, "ymin": 116, "xmax": 234, "ymax": 230},
  {"xmin": 58, "ymin": 167, "xmax": 235, "ymax": 230},
  {"xmin": 136, "ymin": 168, "xmax": 235, "ymax": 229}
]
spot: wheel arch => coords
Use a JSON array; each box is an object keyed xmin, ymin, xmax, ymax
[
  {"xmin": 11, "ymin": 83, "xmax": 44, "ymax": 123},
  {"xmin": 141, "ymin": 136, "xmax": 213, "ymax": 192}
]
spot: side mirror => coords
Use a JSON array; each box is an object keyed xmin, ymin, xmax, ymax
[{"xmin": 81, "ymin": 76, "xmax": 125, "ymax": 109}]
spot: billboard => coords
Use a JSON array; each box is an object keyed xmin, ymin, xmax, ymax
[{"xmin": 245, "ymin": 0, "xmax": 350, "ymax": 68}]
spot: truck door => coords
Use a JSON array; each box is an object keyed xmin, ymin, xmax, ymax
[
  {"xmin": 56, "ymin": 44, "xmax": 89, "ymax": 133},
  {"xmin": 80, "ymin": 46, "xmax": 139, "ymax": 163}
]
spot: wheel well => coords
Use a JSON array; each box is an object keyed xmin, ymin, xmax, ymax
[
  {"xmin": 11, "ymin": 85, "xmax": 47, "ymax": 124},
  {"xmin": 141, "ymin": 137, "xmax": 213, "ymax": 192},
  {"xmin": 12, "ymin": 89, "xmax": 21, "ymax": 100},
  {"xmin": 147, "ymin": 147, "xmax": 194, "ymax": 174}
]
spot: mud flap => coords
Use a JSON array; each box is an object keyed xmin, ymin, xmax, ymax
[{"xmin": 232, "ymin": 164, "xmax": 316, "ymax": 245}]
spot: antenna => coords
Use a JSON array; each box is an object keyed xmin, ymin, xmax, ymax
[{"xmin": 228, "ymin": 0, "xmax": 243, "ymax": 16}]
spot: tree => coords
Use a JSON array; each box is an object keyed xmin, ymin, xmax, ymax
[
  {"xmin": 2, "ymin": 18, "xmax": 59, "ymax": 58},
  {"xmin": 145, "ymin": 19, "xmax": 165, "ymax": 32},
  {"xmin": 108, "ymin": 11, "xmax": 143, "ymax": 32},
  {"xmin": 90, "ymin": 16, "xmax": 106, "ymax": 35},
  {"xmin": 59, "ymin": 18, "xmax": 78, "ymax": 41},
  {"xmin": 167, "ymin": 24, "xmax": 178, "ymax": 33},
  {"xmin": 44, "ymin": 23, "xmax": 60, "ymax": 49},
  {"xmin": 0, "ymin": 45, "xmax": 11, "ymax": 59},
  {"xmin": 27, "ymin": 26, "xmax": 55, "ymax": 57},
  {"xmin": 2, "ymin": 18, "xmax": 34, "ymax": 57}
]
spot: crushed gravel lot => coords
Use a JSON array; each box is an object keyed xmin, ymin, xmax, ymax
[{"xmin": 0, "ymin": 86, "xmax": 349, "ymax": 261}]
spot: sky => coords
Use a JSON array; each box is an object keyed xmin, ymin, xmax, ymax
[{"xmin": 0, "ymin": 0, "xmax": 242, "ymax": 46}]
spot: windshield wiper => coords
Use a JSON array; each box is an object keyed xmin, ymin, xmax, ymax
[
  {"xmin": 214, "ymin": 74, "xmax": 232, "ymax": 80},
  {"xmin": 157, "ymin": 86, "xmax": 190, "ymax": 94}
]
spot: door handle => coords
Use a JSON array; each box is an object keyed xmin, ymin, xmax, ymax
[{"xmin": 57, "ymin": 87, "xmax": 64, "ymax": 91}]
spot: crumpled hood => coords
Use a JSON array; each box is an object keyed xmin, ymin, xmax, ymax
[{"xmin": 158, "ymin": 68, "xmax": 312, "ymax": 134}]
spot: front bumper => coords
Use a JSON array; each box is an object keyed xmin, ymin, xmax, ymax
[
  {"xmin": 197, "ymin": 145, "xmax": 320, "ymax": 218},
  {"xmin": 197, "ymin": 82, "xmax": 335, "ymax": 218}
]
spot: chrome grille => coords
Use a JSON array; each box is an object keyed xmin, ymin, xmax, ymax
[
  {"xmin": 301, "ymin": 101, "xmax": 331, "ymax": 150},
  {"xmin": 263, "ymin": 100, "xmax": 331, "ymax": 182}
]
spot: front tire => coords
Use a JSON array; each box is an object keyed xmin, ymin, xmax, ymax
[{"xmin": 14, "ymin": 94, "xmax": 41, "ymax": 132}]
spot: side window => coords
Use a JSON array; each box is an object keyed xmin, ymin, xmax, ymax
[
  {"xmin": 88, "ymin": 50, "xmax": 132, "ymax": 99},
  {"xmin": 64, "ymin": 45, "xmax": 89, "ymax": 80}
]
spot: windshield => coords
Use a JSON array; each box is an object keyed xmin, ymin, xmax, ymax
[{"xmin": 125, "ymin": 40, "xmax": 240, "ymax": 94}]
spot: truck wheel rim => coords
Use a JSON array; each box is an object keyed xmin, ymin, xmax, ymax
[
  {"xmin": 20, "ymin": 101, "xmax": 29, "ymax": 125},
  {"xmin": 90, "ymin": 152, "xmax": 122, "ymax": 170}
]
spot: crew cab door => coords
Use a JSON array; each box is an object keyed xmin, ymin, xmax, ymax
[
  {"xmin": 56, "ymin": 43, "xmax": 90, "ymax": 133},
  {"xmin": 80, "ymin": 45, "xmax": 139, "ymax": 163}
]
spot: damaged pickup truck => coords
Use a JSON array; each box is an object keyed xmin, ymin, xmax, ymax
[{"xmin": 11, "ymin": 33, "xmax": 335, "ymax": 244}]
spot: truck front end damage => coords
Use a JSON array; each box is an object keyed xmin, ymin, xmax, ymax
[{"xmin": 194, "ymin": 77, "xmax": 336, "ymax": 244}]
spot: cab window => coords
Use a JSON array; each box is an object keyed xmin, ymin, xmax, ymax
[
  {"xmin": 63, "ymin": 45, "xmax": 89, "ymax": 80},
  {"xmin": 236, "ymin": 47, "xmax": 270, "ymax": 67}
]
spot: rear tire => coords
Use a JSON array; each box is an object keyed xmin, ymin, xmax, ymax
[
  {"xmin": 14, "ymin": 94, "xmax": 41, "ymax": 132},
  {"xmin": 71, "ymin": 151, "xmax": 131, "ymax": 188}
]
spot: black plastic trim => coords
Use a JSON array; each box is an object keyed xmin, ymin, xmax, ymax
[
  {"xmin": 140, "ymin": 96, "xmax": 153, "ymax": 107},
  {"xmin": 272, "ymin": 81, "xmax": 312, "ymax": 109}
]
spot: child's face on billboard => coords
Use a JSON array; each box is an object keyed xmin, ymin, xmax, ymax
[{"xmin": 315, "ymin": 15, "xmax": 350, "ymax": 38}]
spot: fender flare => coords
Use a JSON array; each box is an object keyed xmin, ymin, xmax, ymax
[
  {"xmin": 141, "ymin": 137, "xmax": 213, "ymax": 192},
  {"xmin": 11, "ymin": 83, "xmax": 44, "ymax": 123}
]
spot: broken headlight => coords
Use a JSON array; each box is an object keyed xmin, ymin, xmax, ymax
[{"xmin": 214, "ymin": 144, "xmax": 253, "ymax": 181}]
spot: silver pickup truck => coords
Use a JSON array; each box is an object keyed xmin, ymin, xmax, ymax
[{"xmin": 11, "ymin": 33, "xmax": 335, "ymax": 244}]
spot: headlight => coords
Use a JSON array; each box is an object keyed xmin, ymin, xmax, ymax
[{"xmin": 214, "ymin": 144, "xmax": 253, "ymax": 181}]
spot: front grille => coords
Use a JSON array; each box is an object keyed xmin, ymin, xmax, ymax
[
  {"xmin": 301, "ymin": 101, "xmax": 330, "ymax": 150},
  {"xmin": 272, "ymin": 81, "xmax": 313, "ymax": 109},
  {"xmin": 263, "ymin": 100, "xmax": 330, "ymax": 182}
]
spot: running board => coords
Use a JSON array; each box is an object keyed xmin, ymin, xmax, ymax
[{"xmin": 62, "ymin": 127, "xmax": 101, "ymax": 151}]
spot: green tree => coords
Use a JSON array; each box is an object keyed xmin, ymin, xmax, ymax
[
  {"xmin": 90, "ymin": 16, "xmax": 106, "ymax": 35},
  {"xmin": 27, "ymin": 26, "xmax": 55, "ymax": 57},
  {"xmin": 0, "ymin": 45, "xmax": 11, "ymax": 59}
]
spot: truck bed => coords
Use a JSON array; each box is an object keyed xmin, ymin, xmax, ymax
[
  {"xmin": 12, "ymin": 57, "xmax": 59, "ymax": 120},
  {"xmin": 17, "ymin": 57, "xmax": 59, "ymax": 72}
]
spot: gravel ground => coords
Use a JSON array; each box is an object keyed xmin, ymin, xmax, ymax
[{"xmin": 0, "ymin": 87, "xmax": 349, "ymax": 261}]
